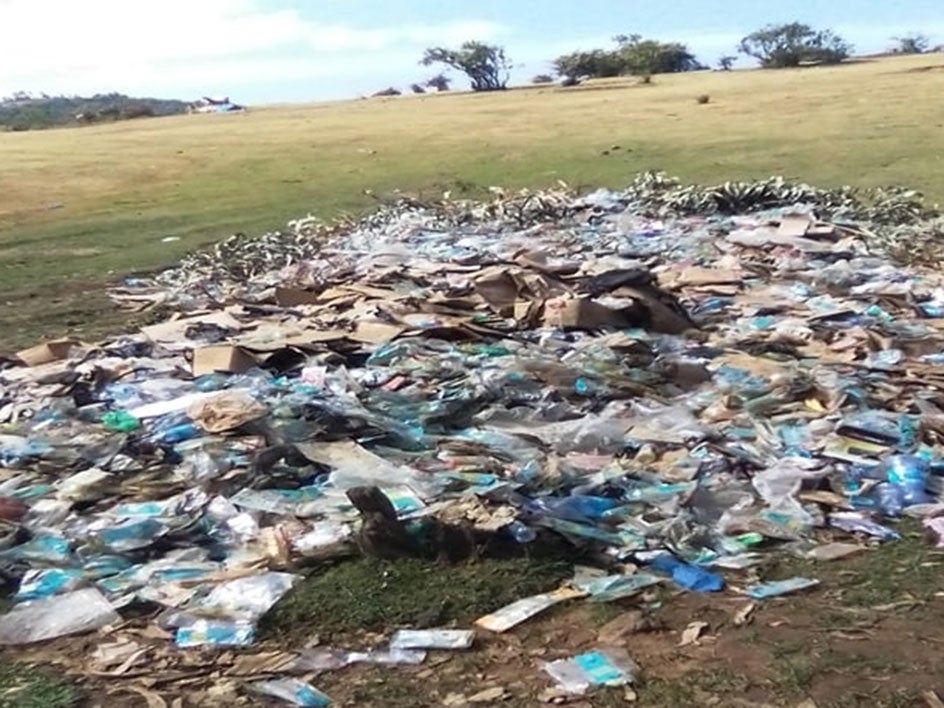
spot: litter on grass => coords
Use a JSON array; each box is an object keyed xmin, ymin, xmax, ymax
[{"xmin": 2, "ymin": 175, "xmax": 944, "ymax": 700}]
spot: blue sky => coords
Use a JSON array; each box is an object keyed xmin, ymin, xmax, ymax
[{"xmin": 1, "ymin": 0, "xmax": 942, "ymax": 103}]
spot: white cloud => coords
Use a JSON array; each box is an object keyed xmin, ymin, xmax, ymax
[{"xmin": 0, "ymin": 0, "xmax": 506, "ymax": 99}]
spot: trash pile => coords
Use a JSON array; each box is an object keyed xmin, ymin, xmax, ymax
[{"xmin": 3, "ymin": 174, "xmax": 944, "ymax": 699}]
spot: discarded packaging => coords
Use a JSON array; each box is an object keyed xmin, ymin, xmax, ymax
[
  {"xmin": 476, "ymin": 588, "xmax": 586, "ymax": 633},
  {"xmin": 543, "ymin": 648, "xmax": 638, "ymax": 695},
  {"xmin": 389, "ymin": 629, "xmax": 475, "ymax": 650},
  {"xmin": 746, "ymin": 578, "xmax": 820, "ymax": 600},
  {"xmin": 249, "ymin": 678, "xmax": 331, "ymax": 707},
  {"xmin": 0, "ymin": 588, "xmax": 119, "ymax": 645}
]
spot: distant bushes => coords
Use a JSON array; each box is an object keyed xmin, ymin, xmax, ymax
[
  {"xmin": 553, "ymin": 34, "xmax": 705, "ymax": 83},
  {"xmin": 0, "ymin": 93, "xmax": 187, "ymax": 131}
]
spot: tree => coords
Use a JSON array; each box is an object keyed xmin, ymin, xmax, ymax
[
  {"xmin": 553, "ymin": 36, "xmax": 703, "ymax": 82},
  {"xmin": 553, "ymin": 49, "xmax": 624, "ymax": 82},
  {"xmin": 718, "ymin": 55, "xmax": 736, "ymax": 71},
  {"xmin": 421, "ymin": 42, "xmax": 511, "ymax": 92},
  {"xmin": 425, "ymin": 74, "xmax": 452, "ymax": 92},
  {"xmin": 410, "ymin": 83, "xmax": 426, "ymax": 94},
  {"xmin": 616, "ymin": 35, "xmax": 704, "ymax": 74},
  {"xmin": 739, "ymin": 23, "xmax": 852, "ymax": 68},
  {"xmin": 531, "ymin": 74, "xmax": 555, "ymax": 84},
  {"xmin": 891, "ymin": 33, "xmax": 930, "ymax": 54}
]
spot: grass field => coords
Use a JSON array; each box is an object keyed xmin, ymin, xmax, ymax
[{"xmin": 1, "ymin": 53, "xmax": 943, "ymax": 348}]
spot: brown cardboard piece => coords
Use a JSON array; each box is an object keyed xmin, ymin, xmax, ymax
[
  {"xmin": 661, "ymin": 266, "xmax": 745, "ymax": 288},
  {"xmin": 778, "ymin": 213, "xmax": 814, "ymax": 238},
  {"xmin": 274, "ymin": 287, "xmax": 323, "ymax": 307},
  {"xmin": 473, "ymin": 269, "xmax": 521, "ymax": 314},
  {"xmin": 349, "ymin": 320, "xmax": 408, "ymax": 344},
  {"xmin": 142, "ymin": 312, "xmax": 243, "ymax": 343},
  {"xmin": 192, "ymin": 346, "xmax": 257, "ymax": 376},
  {"xmin": 15, "ymin": 339, "xmax": 81, "ymax": 367},
  {"xmin": 710, "ymin": 351, "xmax": 789, "ymax": 378},
  {"xmin": 541, "ymin": 297, "xmax": 629, "ymax": 330}
]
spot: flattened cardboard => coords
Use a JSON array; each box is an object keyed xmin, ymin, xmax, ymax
[
  {"xmin": 192, "ymin": 346, "xmax": 257, "ymax": 376},
  {"xmin": 542, "ymin": 297, "xmax": 628, "ymax": 330},
  {"xmin": 16, "ymin": 339, "xmax": 81, "ymax": 367},
  {"xmin": 274, "ymin": 287, "xmax": 323, "ymax": 307},
  {"xmin": 777, "ymin": 213, "xmax": 814, "ymax": 238},
  {"xmin": 349, "ymin": 320, "xmax": 408, "ymax": 344},
  {"xmin": 142, "ymin": 313, "xmax": 242, "ymax": 343},
  {"xmin": 473, "ymin": 269, "xmax": 520, "ymax": 314},
  {"xmin": 661, "ymin": 266, "xmax": 745, "ymax": 288}
]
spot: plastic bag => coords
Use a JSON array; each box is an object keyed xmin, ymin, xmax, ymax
[
  {"xmin": 194, "ymin": 572, "xmax": 299, "ymax": 622},
  {"xmin": 0, "ymin": 588, "xmax": 120, "ymax": 645},
  {"xmin": 389, "ymin": 629, "xmax": 475, "ymax": 650},
  {"xmin": 249, "ymin": 679, "xmax": 331, "ymax": 707}
]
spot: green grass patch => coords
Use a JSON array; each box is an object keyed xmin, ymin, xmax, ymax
[
  {"xmin": 761, "ymin": 521, "xmax": 944, "ymax": 609},
  {"xmin": 0, "ymin": 661, "xmax": 81, "ymax": 708},
  {"xmin": 261, "ymin": 556, "xmax": 571, "ymax": 641}
]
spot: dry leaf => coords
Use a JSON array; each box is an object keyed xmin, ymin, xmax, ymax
[
  {"xmin": 924, "ymin": 690, "xmax": 944, "ymax": 708},
  {"xmin": 468, "ymin": 686, "xmax": 507, "ymax": 703},
  {"xmin": 121, "ymin": 685, "xmax": 168, "ymax": 708},
  {"xmin": 679, "ymin": 621, "xmax": 709, "ymax": 647},
  {"xmin": 733, "ymin": 602, "xmax": 756, "ymax": 626}
]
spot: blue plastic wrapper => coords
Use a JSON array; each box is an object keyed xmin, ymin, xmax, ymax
[
  {"xmin": 649, "ymin": 554, "xmax": 724, "ymax": 593},
  {"xmin": 829, "ymin": 513, "xmax": 901, "ymax": 541},
  {"xmin": 96, "ymin": 518, "xmax": 168, "ymax": 552},
  {"xmin": 175, "ymin": 620, "xmax": 255, "ymax": 648},
  {"xmin": 543, "ymin": 648, "xmax": 638, "ymax": 694},
  {"xmin": 250, "ymin": 678, "xmax": 331, "ymax": 707},
  {"xmin": 3, "ymin": 535, "xmax": 71, "ymax": 564},
  {"xmin": 883, "ymin": 455, "xmax": 930, "ymax": 506},
  {"xmin": 15, "ymin": 568, "xmax": 84, "ymax": 602},
  {"xmin": 747, "ymin": 577, "xmax": 819, "ymax": 599}
]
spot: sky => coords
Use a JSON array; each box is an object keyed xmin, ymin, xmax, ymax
[{"xmin": 1, "ymin": 0, "xmax": 942, "ymax": 104}]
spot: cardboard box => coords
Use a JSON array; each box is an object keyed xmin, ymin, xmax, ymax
[
  {"xmin": 16, "ymin": 339, "xmax": 80, "ymax": 367},
  {"xmin": 192, "ymin": 346, "xmax": 257, "ymax": 376}
]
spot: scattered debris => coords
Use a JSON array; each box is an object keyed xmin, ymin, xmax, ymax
[
  {"xmin": 248, "ymin": 678, "xmax": 330, "ymax": 706},
  {"xmin": 476, "ymin": 589, "xmax": 586, "ymax": 633},
  {"xmin": 389, "ymin": 629, "xmax": 476, "ymax": 650},
  {"xmin": 747, "ymin": 578, "xmax": 821, "ymax": 600},
  {"xmin": 542, "ymin": 648, "xmax": 638, "ymax": 695},
  {"xmin": 2, "ymin": 175, "xmax": 944, "ymax": 700}
]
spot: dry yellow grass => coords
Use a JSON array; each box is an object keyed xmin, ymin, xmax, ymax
[{"xmin": 0, "ymin": 53, "xmax": 942, "ymax": 347}]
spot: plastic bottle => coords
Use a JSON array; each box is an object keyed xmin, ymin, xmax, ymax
[
  {"xmin": 529, "ymin": 495, "xmax": 620, "ymax": 522},
  {"xmin": 505, "ymin": 520, "xmax": 537, "ymax": 543},
  {"xmin": 147, "ymin": 414, "xmax": 202, "ymax": 445}
]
